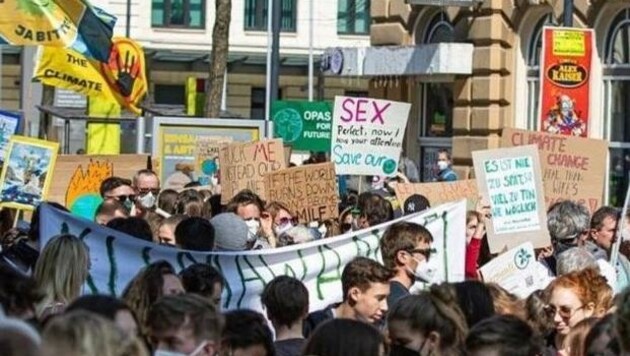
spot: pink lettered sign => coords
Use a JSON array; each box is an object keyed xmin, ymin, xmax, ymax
[{"xmin": 331, "ymin": 96, "xmax": 410, "ymax": 176}]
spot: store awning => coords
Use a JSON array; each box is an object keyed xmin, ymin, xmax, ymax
[{"xmin": 321, "ymin": 43, "xmax": 474, "ymax": 78}]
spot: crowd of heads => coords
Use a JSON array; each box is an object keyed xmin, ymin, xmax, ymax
[{"xmin": 2, "ymin": 158, "xmax": 630, "ymax": 356}]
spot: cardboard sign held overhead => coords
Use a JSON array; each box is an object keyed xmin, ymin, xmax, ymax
[
  {"xmin": 501, "ymin": 128, "xmax": 606, "ymax": 214},
  {"xmin": 194, "ymin": 137, "xmax": 232, "ymax": 186},
  {"xmin": 264, "ymin": 162, "xmax": 339, "ymax": 224},
  {"xmin": 219, "ymin": 139, "xmax": 286, "ymax": 204},
  {"xmin": 331, "ymin": 96, "xmax": 410, "ymax": 177},
  {"xmin": 394, "ymin": 180, "xmax": 479, "ymax": 210},
  {"xmin": 473, "ymin": 145, "xmax": 551, "ymax": 253}
]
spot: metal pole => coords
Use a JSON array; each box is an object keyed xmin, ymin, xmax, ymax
[
  {"xmin": 136, "ymin": 116, "xmax": 145, "ymax": 153},
  {"xmin": 269, "ymin": 0, "xmax": 281, "ymax": 114},
  {"xmin": 563, "ymin": 0, "xmax": 573, "ymax": 27},
  {"xmin": 221, "ymin": 69, "xmax": 227, "ymax": 111},
  {"xmin": 126, "ymin": 0, "xmax": 131, "ymax": 37},
  {"xmin": 264, "ymin": 0, "xmax": 273, "ymax": 122},
  {"xmin": 308, "ymin": 0, "xmax": 314, "ymax": 101}
]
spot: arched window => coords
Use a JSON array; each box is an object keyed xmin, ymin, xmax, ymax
[
  {"xmin": 525, "ymin": 14, "xmax": 555, "ymax": 130},
  {"xmin": 604, "ymin": 8, "xmax": 630, "ymax": 206},
  {"xmin": 417, "ymin": 12, "xmax": 455, "ymax": 181}
]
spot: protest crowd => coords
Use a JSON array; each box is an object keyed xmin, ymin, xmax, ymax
[{"xmin": 0, "ymin": 148, "xmax": 629, "ymax": 356}]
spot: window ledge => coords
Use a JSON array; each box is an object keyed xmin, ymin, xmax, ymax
[
  {"xmin": 151, "ymin": 27, "xmax": 207, "ymax": 33},
  {"xmin": 337, "ymin": 33, "xmax": 370, "ymax": 40},
  {"xmin": 243, "ymin": 30, "xmax": 298, "ymax": 37}
]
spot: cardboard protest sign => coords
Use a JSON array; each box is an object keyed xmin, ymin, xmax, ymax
[
  {"xmin": 473, "ymin": 145, "xmax": 551, "ymax": 253},
  {"xmin": 540, "ymin": 27, "xmax": 593, "ymax": 137},
  {"xmin": 0, "ymin": 136, "xmax": 59, "ymax": 211},
  {"xmin": 219, "ymin": 139, "xmax": 286, "ymax": 204},
  {"xmin": 394, "ymin": 180, "xmax": 478, "ymax": 210},
  {"xmin": 501, "ymin": 128, "xmax": 606, "ymax": 214},
  {"xmin": 272, "ymin": 101, "xmax": 332, "ymax": 152},
  {"xmin": 194, "ymin": 137, "xmax": 232, "ymax": 186},
  {"xmin": 479, "ymin": 242, "xmax": 550, "ymax": 298},
  {"xmin": 331, "ymin": 96, "xmax": 410, "ymax": 177},
  {"xmin": 264, "ymin": 163, "xmax": 338, "ymax": 224},
  {"xmin": 40, "ymin": 200, "xmax": 467, "ymax": 312},
  {"xmin": 47, "ymin": 154, "xmax": 149, "ymax": 219}
]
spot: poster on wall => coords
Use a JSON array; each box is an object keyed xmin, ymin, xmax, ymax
[
  {"xmin": 272, "ymin": 101, "xmax": 332, "ymax": 152},
  {"xmin": 540, "ymin": 27, "xmax": 594, "ymax": 137},
  {"xmin": 151, "ymin": 118, "xmax": 265, "ymax": 190},
  {"xmin": 0, "ymin": 110, "xmax": 20, "ymax": 164},
  {"xmin": 472, "ymin": 145, "xmax": 551, "ymax": 253}
]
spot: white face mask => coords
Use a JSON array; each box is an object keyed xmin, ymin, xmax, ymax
[
  {"xmin": 274, "ymin": 222, "xmax": 293, "ymax": 236},
  {"xmin": 437, "ymin": 161, "xmax": 449, "ymax": 171},
  {"xmin": 408, "ymin": 257, "xmax": 437, "ymax": 284},
  {"xmin": 154, "ymin": 341, "xmax": 207, "ymax": 356},
  {"xmin": 138, "ymin": 192, "xmax": 156, "ymax": 209},
  {"xmin": 245, "ymin": 219, "xmax": 260, "ymax": 240}
]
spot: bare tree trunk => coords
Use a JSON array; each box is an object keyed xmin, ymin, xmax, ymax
[{"xmin": 205, "ymin": 0, "xmax": 231, "ymax": 118}]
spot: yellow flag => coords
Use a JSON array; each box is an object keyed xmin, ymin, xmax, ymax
[{"xmin": 34, "ymin": 37, "xmax": 147, "ymax": 114}]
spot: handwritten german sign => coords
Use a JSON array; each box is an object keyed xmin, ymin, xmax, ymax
[
  {"xmin": 194, "ymin": 137, "xmax": 232, "ymax": 186},
  {"xmin": 331, "ymin": 96, "xmax": 410, "ymax": 177},
  {"xmin": 264, "ymin": 162, "xmax": 338, "ymax": 224},
  {"xmin": 473, "ymin": 145, "xmax": 551, "ymax": 253},
  {"xmin": 501, "ymin": 128, "xmax": 606, "ymax": 214},
  {"xmin": 219, "ymin": 139, "xmax": 286, "ymax": 204}
]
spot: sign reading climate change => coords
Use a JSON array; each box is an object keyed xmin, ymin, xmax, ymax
[
  {"xmin": 39, "ymin": 201, "xmax": 467, "ymax": 313},
  {"xmin": 473, "ymin": 145, "xmax": 551, "ymax": 253},
  {"xmin": 272, "ymin": 101, "xmax": 332, "ymax": 152},
  {"xmin": 331, "ymin": 96, "xmax": 410, "ymax": 177}
]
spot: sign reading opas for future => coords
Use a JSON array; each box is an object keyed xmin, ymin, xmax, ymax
[
  {"xmin": 331, "ymin": 96, "xmax": 410, "ymax": 177},
  {"xmin": 272, "ymin": 101, "xmax": 332, "ymax": 152},
  {"xmin": 219, "ymin": 139, "xmax": 286, "ymax": 204},
  {"xmin": 501, "ymin": 128, "xmax": 606, "ymax": 214},
  {"xmin": 264, "ymin": 162, "xmax": 338, "ymax": 224},
  {"xmin": 473, "ymin": 145, "xmax": 551, "ymax": 253}
]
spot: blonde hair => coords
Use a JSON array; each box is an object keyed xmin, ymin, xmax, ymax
[
  {"xmin": 487, "ymin": 283, "xmax": 527, "ymax": 320},
  {"xmin": 42, "ymin": 310, "xmax": 148, "ymax": 356},
  {"xmin": 34, "ymin": 234, "xmax": 89, "ymax": 317},
  {"xmin": 265, "ymin": 201, "xmax": 294, "ymax": 221}
]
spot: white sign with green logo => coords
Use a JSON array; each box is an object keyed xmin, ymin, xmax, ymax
[{"xmin": 331, "ymin": 96, "xmax": 411, "ymax": 177}]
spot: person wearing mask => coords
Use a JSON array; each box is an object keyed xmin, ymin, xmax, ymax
[
  {"xmin": 261, "ymin": 276, "xmax": 309, "ymax": 356},
  {"xmin": 303, "ymin": 257, "xmax": 393, "ymax": 336},
  {"xmin": 132, "ymin": 169, "xmax": 160, "ymax": 218},
  {"xmin": 388, "ymin": 287, "xmax": 468, "ymax": 356},
  {"xmin": 379, "ymin": 222, "xmax": 435, "ymax": 308},
  {"xmin": 225, "ymin": 190, "xmax": 272, "ymax": 249},
  {"xmin": 147, "ymin": 294, "xmax": 222, "ymax": 356},
  {"xmin": 436, "ymin": 149, "xmax": 457, "ymax": 182},
  {"xmin": 586, "ymin": 206, "xmax": 630, "ymax": 291},
  {"xmin": 100, "ymin": 177, "xmax": 136, "ymax": 213}
]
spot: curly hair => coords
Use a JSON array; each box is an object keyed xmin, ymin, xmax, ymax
[{"xmin": 548, "ymin": 267, "xmax": 608, "ymax": 308}]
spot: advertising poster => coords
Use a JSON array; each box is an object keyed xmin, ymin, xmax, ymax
[
  {"xmin": 152, "ymin": 118, "xmax": 264, "ymax": 189},
  {"xmin": 0, "ymin": 136, "xmax": 59, "ymax": 210},
  {"xmin": 331, "ymin": 96, "xmax": 410, "ymax": 177},
  {"xmin": 540, "ymin": 27, "xmax": 593, "ymax": 137},
  {"xmin": 473, "ymin": 145, "xmax": 551, "ymax": 253},
  {"xmin": 272, "ymin": 101, "xmax": 332, "ymax": 152},
  {"xmin": 502, "ymin": 128, "xmax": 606, "ymax": 214},
  {"xmin": 0, "ymin": 110, "xmax": 20, "ymax": 164}
]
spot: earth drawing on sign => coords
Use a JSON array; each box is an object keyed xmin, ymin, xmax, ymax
[{"xmin": 273, "ymin": 108, "xmax": 303, "ymax": 143}]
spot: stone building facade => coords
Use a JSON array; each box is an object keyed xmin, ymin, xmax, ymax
[{"xmin": 368, "ymin": 0, "xmax": 630, "ymax": 204}]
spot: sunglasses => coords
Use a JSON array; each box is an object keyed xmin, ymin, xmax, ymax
[
  {"xmin": 408, "ymin": 248, "xmax": 436, "ymax": 261},
  {"xmin": 277, "ymin": 217, "xmax": 298, "ymax": 225},
  {"xmin": 110, "ymin": 194, "xmax": 136, "ymax": 202},
  {"xmin": 138, "ymin": 188, "xmax": 160, "ymax": 195},
  {"xmin": 544, "ymin": 304, "xmax": 584, "ymax": 319}
]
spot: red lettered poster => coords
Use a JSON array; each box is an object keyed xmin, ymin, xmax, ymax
[{"xmin": 540, "ymin": 27, "xmax": 593, "ymax": 137}]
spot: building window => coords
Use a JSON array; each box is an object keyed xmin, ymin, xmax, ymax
[
  {"xmin": 154, "ymin": 84, "xmax": 186, "ymax": 105},
  {"xmin": 604, "ymin": 8, "xmax": 630, "ymax": 206},
  {"xmin": 345, "ymin": 90, "xmax": 368, "ymax": 97},
  {"xmin": 338, "ymin": 0, "xmax": 370, "ymax": 35},
  {"xmin": 525, "ymin": 15, "xmax": 555, "ymax": 131},
  {"xmin": 244, "ymin": 0, "xmax": 297, "ymax": 32},
  {"xmin": 152, "ymin": 0, "xmax": 205, "ymax": 28},
  {"xmin": 250, "ymin": 88, "xmax": 283, "ymax": 120},
  {"xmin": 423, "ymin": 12, "xmax": 454, "ymax": 44}
]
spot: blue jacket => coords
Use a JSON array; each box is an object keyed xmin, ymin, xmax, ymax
[{"xmin": 438, "ymin": 168, "xmax": 458, "ymax": 182}]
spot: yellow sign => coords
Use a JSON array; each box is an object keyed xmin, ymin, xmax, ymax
[
  {"xmin": 34, "ymin": 37, "xmax": 147, "ymax": 114},
  {"xmin": 552, "ymin": 30, "xmax": 585, "ymax": 57}
]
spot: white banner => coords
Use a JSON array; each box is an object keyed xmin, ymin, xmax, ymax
[{"xmin": 39, "ymin": 200, "xmax": 466, "ymax": 312}]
